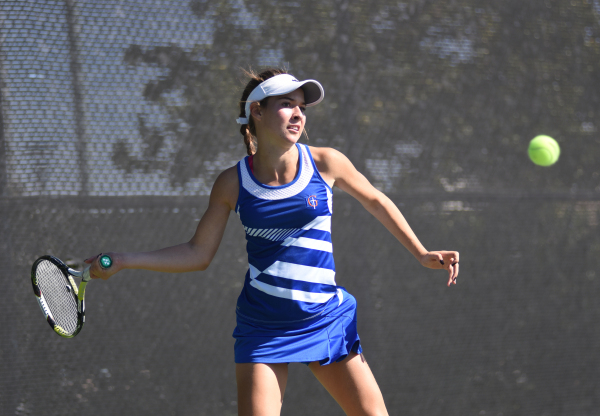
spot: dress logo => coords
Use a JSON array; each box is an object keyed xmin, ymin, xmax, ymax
[{"xmin": 307, "ymin": 195, "xmax": 318, "ymax": 209}]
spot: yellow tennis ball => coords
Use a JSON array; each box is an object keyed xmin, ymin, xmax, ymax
[{"xmin": 528, "ymin": 135, "xmax": 560, "ymax": 166}]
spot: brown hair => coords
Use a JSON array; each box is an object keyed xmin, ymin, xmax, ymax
[{"xmin": 238, "ymin": 67, "xmax": 288, "ymax": 155}]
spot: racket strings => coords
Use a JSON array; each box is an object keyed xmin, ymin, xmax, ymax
[{"xmin": 36, "ymin": 260, "xmax": 79, "ymax": 335}]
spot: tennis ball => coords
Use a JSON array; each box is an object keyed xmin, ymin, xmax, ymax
[{"xmin": 528, "ymin": 135, "xmax": 560, "ymax": 166}]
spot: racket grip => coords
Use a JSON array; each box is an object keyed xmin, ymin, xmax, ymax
[{"xmin": 82, "ymin": 265, "xmax": 92, "ymax": 282}]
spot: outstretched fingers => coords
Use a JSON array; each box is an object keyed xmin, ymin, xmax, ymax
[
  {"xmin": 420, "ymin": 251, "xmax": 460, "ymax": 286},
  {"xmin": 447, "ymin": 262, "xmax": 459, "ymax": 286},
  {"xmin": 445, "ymin": 251, "xmax": 460, "ymax": 286}
]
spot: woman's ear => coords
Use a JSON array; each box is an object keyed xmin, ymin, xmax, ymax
[{"xmin": 250, "ymin": 102, "xmax": 262, "ymax": 121}]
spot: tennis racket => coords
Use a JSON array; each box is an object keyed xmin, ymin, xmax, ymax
[{"xmin": 31, "ymin": 254, "xmax": 112, "ymax": 338}]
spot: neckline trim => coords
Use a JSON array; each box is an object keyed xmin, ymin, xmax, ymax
[{"xmin": 244, "ymin": 143, "xmax": 304, "ymax": 190}]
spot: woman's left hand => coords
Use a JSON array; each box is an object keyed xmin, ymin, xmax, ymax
[{"xmin": 420, "ymin": 251, "xmax": 460, "ymax": 287}]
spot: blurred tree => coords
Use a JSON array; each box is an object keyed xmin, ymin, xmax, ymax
[{"xmin": 115, "ymin": 0, "xmax": 600, "ymax": 194}]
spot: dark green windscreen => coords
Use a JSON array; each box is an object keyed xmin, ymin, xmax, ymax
[{"xmin": 1, "ymin": 1, "xmax": 599, "ymax": 415}]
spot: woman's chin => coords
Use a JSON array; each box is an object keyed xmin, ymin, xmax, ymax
[{"xmin": 281, "ymin": 132, "xmax": 301, "ymax": 144}]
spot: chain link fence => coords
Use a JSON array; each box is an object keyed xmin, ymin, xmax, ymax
[{"xmin": 1, "ymin": 1, "xmax": 599, "ymax": 415}]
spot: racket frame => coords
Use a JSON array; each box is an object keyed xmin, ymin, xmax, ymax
[{"xmin": 31, "ymin": 255, "xmax": 91, "ymax": 338}]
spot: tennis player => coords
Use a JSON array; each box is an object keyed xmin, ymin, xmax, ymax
[{"xmin": 87, "ymin": 68, "xmax": 460, "ymax": 416}]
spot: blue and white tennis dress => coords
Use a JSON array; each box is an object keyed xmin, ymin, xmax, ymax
[{"xmin": 233, "ymin": 143, "xmax": 362, "ymax": 365}]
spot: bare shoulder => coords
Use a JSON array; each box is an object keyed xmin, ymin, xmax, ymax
[
  {"xmin": 308, "ymin": 145, "xmax": 376, "ymax": 199},
  {"xmin": 308, "ymin": 146, "xmax": 346, "ymax": 165},
  {"xmin": 308, "ymin": 146, "xmax": 356, "ymax": 182},
  {"xmin": 309, "ymin": 145, "xmax": 350, "ymax": 174},
  {"xmin": 210, "ymin": 165, "xmax": 239, "ymax": 211}
]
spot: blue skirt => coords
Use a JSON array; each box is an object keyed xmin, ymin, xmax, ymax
[{"xmin": 233, "ymin": 288, "xmax": 362, "ymax": 365}]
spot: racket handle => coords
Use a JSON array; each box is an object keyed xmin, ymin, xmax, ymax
[
  {"xmin": 80, "ymin": 254, "xmax": 112, "ymax": 282},
  {"xmin": 82, "ymin": 265, "xmax": 92, "ymax": 282}
]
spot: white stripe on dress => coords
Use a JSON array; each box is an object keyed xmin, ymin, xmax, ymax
[
  {"xmin": 244, "ymin": 227, "xmax": 302, "ymax": 241},
  {"xmin": 302, "ymin": 215, "xmax": 331, "ymax": 232},
  {"xmin": 248, "ymin": 263, "xmax": 336, "ymax": 303},
  {"xmin": 249, "ymin": 264, "xmax": 261, "ymax": 279},
  {"xmin": 282, "ymin": 236, "xmax": 333, "ymax": 253},
  {"xmin": 257, "ymin": 229, "xmax": 269, "ymax": 238},
  {"xmin": 264, "ymin": 229, "xmax": 279, "ymax": 239},
  {"xmin": 262, "ymin": 261, "xmax": 336, "ymax": 285},
  {"xmin": 271, "ymin": 229, "xmax": 286, "ymax": 240},
  {"xmin": 249, "ymin": 279, "xmax": 336, "ymax": 303}
]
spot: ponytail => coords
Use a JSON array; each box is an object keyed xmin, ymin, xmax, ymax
[{"xmin": 239, "ymin": 124, "xmax": 257, "ymax": 156}]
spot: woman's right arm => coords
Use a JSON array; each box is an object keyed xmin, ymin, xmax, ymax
[{"xmin": 87, "ymin": 166, "xmax": 239, "ymax": 280}]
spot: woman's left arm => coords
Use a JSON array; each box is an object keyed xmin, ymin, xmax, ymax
[{"xmin": 312, "ymin": 147, "xmax": 459, "ymax": 286}]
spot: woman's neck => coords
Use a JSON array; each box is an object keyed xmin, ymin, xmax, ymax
[{"xmin": 252, "ymin": 143, "xmax": 300, "ymax": 186}]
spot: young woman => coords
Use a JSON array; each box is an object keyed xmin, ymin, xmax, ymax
[{"xmin": 87, "ymin": 68, "xmax": 460, "ymax": 416}]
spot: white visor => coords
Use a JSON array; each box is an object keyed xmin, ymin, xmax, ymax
[{"xmin": 236, "ymin": 74, "xmax": 324, "ymax": 124}]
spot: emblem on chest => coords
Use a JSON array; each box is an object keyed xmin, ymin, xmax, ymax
[{"xmin": 306, "ymin": 195, "xmax": 318, "ymax": 209}]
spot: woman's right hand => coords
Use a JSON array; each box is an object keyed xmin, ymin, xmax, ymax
[
  {"xmin": 85, "ymin": 253, "xmax": 120, "ymax": 280},
  {"xmin": 80, "ymin": 166, "xmax": 238, "ymax": 281}
]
